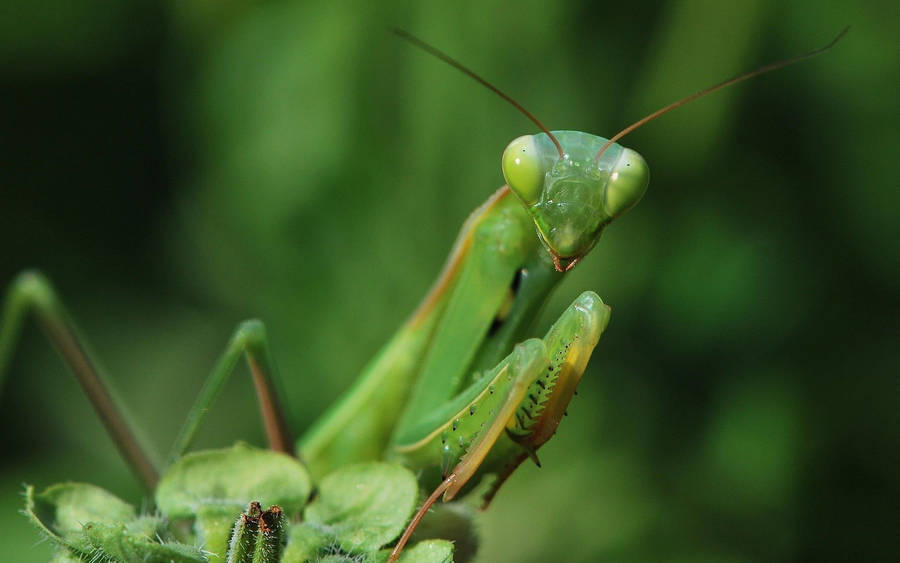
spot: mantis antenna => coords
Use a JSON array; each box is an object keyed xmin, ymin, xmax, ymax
[
  {"xmin": 594, "ymin": 26, "xmax": 850, "ymax": 161},
  {"xmin": 391, "ymin": 27, "xmax": 565, "ymax": 158}
]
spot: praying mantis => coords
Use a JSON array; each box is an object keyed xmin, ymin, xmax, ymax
[{"xmin": 0, "ymin": 25, "xmax": 846, "ymax": 562}]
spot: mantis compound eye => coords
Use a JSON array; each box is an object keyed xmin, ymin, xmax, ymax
[
  {"xmin": 501, "ymin": 135, "xmax": 545, "ymax": 205},
  {"xmin": 604, "ymin": 147, "xmax": 649, "ymax": 218}
]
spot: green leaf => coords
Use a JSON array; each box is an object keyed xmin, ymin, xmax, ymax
[
  {"xmin": 197, "ymin": 504, "xmax": 239, "ymax": 559},
  {"xmin": 24, "ymin": 482, "xmax": 136, "ymax": 554},
  {"xmin": 304, "ymin": 462, "xmax": 418, "ymax": 554},
  {"xmin": 24, "ymin": 483, "xmax": 206, "ymax": 562},
  {"xmin": 156, "ymin": 442, "xmax": 312, "ymax": 519},
  {"xmin": 282, "ymin": 522, "xmax": 329, "ymax": 562},
  {"xmin": 49, "ymin": 548, "xmax": 82, "ymax": 562},
  {"xmin": 126, "ymin": 514, "xmax": 167, "ymax": 537},
  {"xmin": 377, "ymin": 539, "xmax": 455, "ymax": 563},
  {"xmin": 398, "ymin": 503, "xmax": 474, "ymax": 561},
  {"xmin": 27, "ymin": 482, "xmax": 135, "ymax": 535},
  {"xmin": 81, "ymin": 521, "xmax": 207, "ymax": 561},
  {"xmin": 316, "ymin": 556, "xmax": 370, "ymax": 563}
]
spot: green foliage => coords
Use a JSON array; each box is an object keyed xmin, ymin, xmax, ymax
[
  {"xmin": 156, "ymin": 443, "xmax": 312, "ymax": 518},
  {"xmin": 377, "ymin": 540, "xmax": 453, "ymax": 563},
  {"xmin": 24, "ymin": 451, "xmax": 449, "ymax": 562},
  {"xmin": 24, "ymin": 483, "xmax": 207, "ymax": 561},
  {"xmin": 303, "ymin": 463, "xmax": 418, "ymax": 555}
]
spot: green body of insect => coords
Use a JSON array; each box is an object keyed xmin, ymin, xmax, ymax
[{"xmin": 299, "ymin": 130, "xmax": 648, "ymax": 507}]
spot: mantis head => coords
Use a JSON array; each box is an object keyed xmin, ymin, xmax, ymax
[
  {"xmin": 502, "ymin": 131, "xmax": 649, "ymax": 270},
  {"xmin": 393, "ymin": 26, "xmax": 848, "ymax": 271}
]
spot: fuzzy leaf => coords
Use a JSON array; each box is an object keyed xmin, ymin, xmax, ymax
[
  {"xmin": 24, "ymin": 483, "xmax": 206, "ymax": 562},
  {"xmin": 399, "ymin": 502, "xmax": 475, "ymax": 561},
  {"xmin": 156, "ymin": 442, "xmax": 312, "ymax": 519},
  {"xmin": 81, "ymin": 521, "xmax": 207, "ymax": 561},
  {"xmin": 196, "ymin": 504, "xmax": 239, "ymax": 559},
  {"xmin": 377, "ymin": 539, "xmax": 455, "ymax": 562},
  {"xmin": 282, "ymin": 522, "xmax": 329, "ymax": 562},
  {"xmin": 27, "ymin": 482, "xmax": 135, "ymax": 534},
  {"xmin": 49, "ymin": 549, "xmax": 82, "ymax": 562},
  {"xmin": 304, "ymin": 462, "xmax": 417, "ymax": 554},
  {"xmin": 24, "ymin": 482, "xmax": 136, "ymax": 554}
]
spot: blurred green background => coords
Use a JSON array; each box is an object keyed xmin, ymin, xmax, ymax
[{"xmin": 1, "ymin": 1, "xmax": 897, "ymax": 561}]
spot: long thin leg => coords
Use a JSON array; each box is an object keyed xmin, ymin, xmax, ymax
[
  {"xmin": 1, "ymin": 271, "xmax": 295, "ymax": 489},
  {"xmin": 0, "ymin": 271, "xmax": 160, "ymax": 490},
  {"xmin": 167, "ymin": 319, "xmax": 294, "ymax": 465}
]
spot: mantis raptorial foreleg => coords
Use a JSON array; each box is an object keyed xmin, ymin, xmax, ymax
[
  {"xmin": 0, "ymin": 271, "xmax": 294, "ymax": 486},
  {"xmin": 388, "ymin": 291, "xmax": 611, "ymax": 561}
]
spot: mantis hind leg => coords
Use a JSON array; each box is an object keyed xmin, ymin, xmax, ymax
[
  {"xmin": 0, "ymin": 270, "xmax": 159, "ymax": 489},
  {"xmin": 0, "ymin": 270, "xmax": 294, "ymax": 490},
  {"xmin": 167, "ymin": 317, "xmax": 293, "ymax": 464}
]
